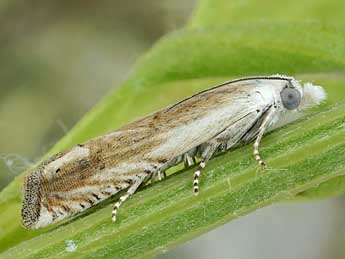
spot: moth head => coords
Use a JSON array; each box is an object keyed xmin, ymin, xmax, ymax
[
  {"xmin": 279, "ymin": 78, "xmax": 326, "ymax": 111},
  {"xmin": 280, "ymin": 80, "xmax": 302, "ymax": 110}
]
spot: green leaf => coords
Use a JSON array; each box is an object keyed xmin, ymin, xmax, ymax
[
  {"xmin": 1, "ymin": 0, "xmax": 345, "ymax": 257},
  {"xmin": 190, "ymin": 0, "xmax": 345, "ymax": 27}
]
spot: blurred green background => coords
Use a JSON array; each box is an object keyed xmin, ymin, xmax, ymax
[{"xmin": 1, "ymin": 1, "xmax": 345, "ymax": 259}]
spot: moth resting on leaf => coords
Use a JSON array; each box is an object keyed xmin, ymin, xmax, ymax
[{"xmin": 22, "ymin": 75, "xmax": 326, "ymax": 229}]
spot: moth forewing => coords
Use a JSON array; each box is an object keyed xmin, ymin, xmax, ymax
[{"xmin": 22, "ymin": 75, "xmax": 326, "ymax": 229}]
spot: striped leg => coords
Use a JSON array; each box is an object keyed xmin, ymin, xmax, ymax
[
  {"xmin": 193, "ymin": 142, "xmax": 219, "ymax": 195},
  {"xmin": 112, "ymin": 193, "xmax": 130, "ymax": 222},
  {"xmin": 253, "ymin": 106, "xmax": 277, "ymax": 168},
  {"xmin": 193, "ymin": 161, "xmax": 206, "ymax": 195},
  {"xmin": 111, "ymin": 174, "xmax": 148, "ymax": 222}
]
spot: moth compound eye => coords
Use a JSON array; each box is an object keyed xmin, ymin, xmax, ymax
[{"xmin": 281, "ymin": 87, "xmax": 301, "ymax": 110}]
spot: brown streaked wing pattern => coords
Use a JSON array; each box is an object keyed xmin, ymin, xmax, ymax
[{"xmin": 22, "ymin": 78, "xmax": 268, "ymax": 228}]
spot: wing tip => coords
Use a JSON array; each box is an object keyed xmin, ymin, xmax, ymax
[{"xmin": 22, "ymin": 170, "xmax": 43, "ymax": 229}]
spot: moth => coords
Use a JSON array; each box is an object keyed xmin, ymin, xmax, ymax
[{"xmin": 22, "ymin": 75, "xmax": 326, "ymax": 229}]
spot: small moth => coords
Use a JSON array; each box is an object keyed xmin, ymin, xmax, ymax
[{"xmin": 22, "ymin": 75, "xmax": 326, "ymax": 229}]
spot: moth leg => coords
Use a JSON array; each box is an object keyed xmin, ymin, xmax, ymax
[
  {"xmin": 111, "ymin": 174, "xmax": 149, "ymax": 222},
  {"xmin": 157, "ymin": 170, "xmax": 167, "ymax": 181},
  {"xmin": 193, "ymin": 142, "xmax": 219, "ymax": 195},
  {"xmin": 183, "ymin": 153, "xmax": 195, "ymax": 168},
  {"xmin": 193, "ymin": 161, "xmax": 207, "ymax": 195},
  {"xmin": 157, "ymin": 170, "xmax": 163, "ymax": 181},
  {"xmin": 253, "ymin": 106, "xmax": 277, "ymax": 168}
]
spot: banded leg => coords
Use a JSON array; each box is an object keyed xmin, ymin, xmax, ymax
[
  {"xmin": 193, "ymin": 161, "xmax": 206, "ymax": 195},
  {"xmin": 193, "ymin": 142, "xmax": 219, "ymax": 195},
  {"xmin": 112, "ymin": 174, "xmax": 148, "ymax": 222},
  {"xmin": 253, "ymin": 106, "xmax": 277, "ymax": 168}
]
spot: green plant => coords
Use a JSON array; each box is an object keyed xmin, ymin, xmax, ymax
[{"xmin": 1, "ymin": 0, "xmax": 345, "ymax": 258}]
